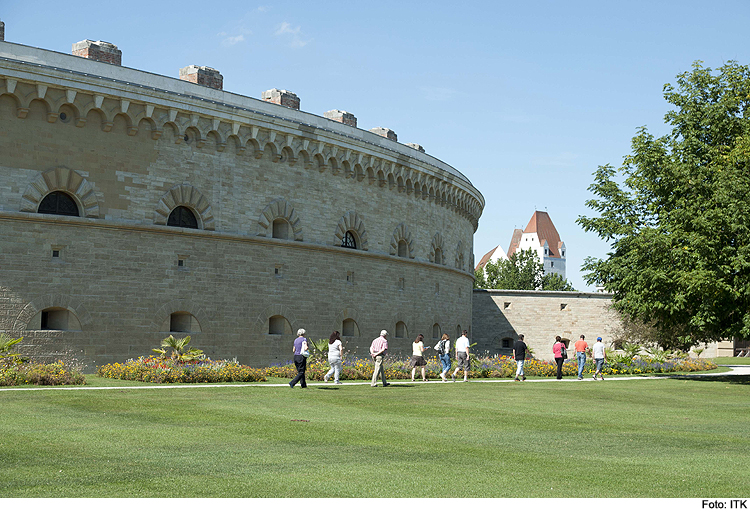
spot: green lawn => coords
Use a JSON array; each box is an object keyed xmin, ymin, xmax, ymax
[{"xmin": 0, "ymin": 373, "xmax": 748, "ymax": 497}]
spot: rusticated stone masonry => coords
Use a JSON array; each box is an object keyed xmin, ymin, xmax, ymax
[
  {"xmin": 71, "ymin": 40, "xmax": 121, "ymax": 66},
  {"xmin": 262, "ymin": 88, "xmax": 300, "ymax": 110},
  {"xmin": 324, "ymin": 109, "xmax": 357, "ymax": 127},
  {"xmin": 370, "ymin": 127, "xmax": 397, "ymax": 141},
  {"xmin": 179, "ymin": 65, "xmax": 223, "ymax": 90}
]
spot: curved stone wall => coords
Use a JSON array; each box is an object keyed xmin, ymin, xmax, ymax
[{"xmin": 0, "ymin": 41, "xmax": 484, "ymax": 370}]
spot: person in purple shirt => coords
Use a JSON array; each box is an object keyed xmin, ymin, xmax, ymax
[{"xmin": 289, "ymin": 328, "xmax": 309, "ymax": 388}]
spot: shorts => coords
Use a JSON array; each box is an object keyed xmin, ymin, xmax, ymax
[{"xmin": 456, "ymin": 352, "xmax": 470, "ymax": 370}]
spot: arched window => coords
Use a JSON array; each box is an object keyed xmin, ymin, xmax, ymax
[
  {"xmin": 272, "ymin": 218, "xmax": 290, "ymax": 239},
  {"xmin": 268, "ymin": 315, "xmax": 292, "ymax": 335},
  {"xmin": 397, "ymin": 240, "xmax": 408, "ymax": 258},
  {"xmin": 395, "ymin": 321, "xmax": 407, "ymax": 339},
  {"xmin": 341, "ymin": 230, "xmax": 357, "ymax": 249},
  {"xmin": 38, "ymin": 191, "xmax": 79, "ymax": 217},
  {"xmin": 342, "ymin": 318, "xmax": 360, "ymax": 337},
  {"xmin": 27, "ymin": 307, "xmax": 82, "ymax": 331},
  {"xmin": 456, "ymin": 325, "xmax": 462, "ymax": 338},
  {"xmin": 170, "ymin": 312, "xmax": 201, "ymax": 333},
  {"xmin": 434, "ymin": 247, "xmax": 443, "ymax": 265},
  {"xmin": 167, "ymin": 206, "xmax": 198, "ymax": 229},
  {"xmin": 432, "ymin": 323, "xmax": 441, "ymax": 339}
]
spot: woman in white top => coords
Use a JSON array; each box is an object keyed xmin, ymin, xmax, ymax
[
  {"xmin": 324, "ymin": 330, "xmax": 344, "ymax": 384},
  {"xmin": 410, "ymin": 334, "xmax": 428, "ymax": 381}
]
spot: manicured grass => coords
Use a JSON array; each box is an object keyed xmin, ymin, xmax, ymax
[{"xmin": 0, "ymin": 374, "xmax": 748, "ymax": 497}]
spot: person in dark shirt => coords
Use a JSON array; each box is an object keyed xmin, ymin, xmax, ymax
[{"xmin": 513, "ymin": 335, "xmax": 528, "ymax": 381}]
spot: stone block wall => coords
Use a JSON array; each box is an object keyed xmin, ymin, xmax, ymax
[
  {"xmin": 0, "ymin": 49, "xmax": 482, "ymax": 371},
  {"xmin": 472, "ymin": 290, "xmax": 622, "ymax": 360}
]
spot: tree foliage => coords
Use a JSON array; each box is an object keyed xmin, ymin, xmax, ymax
[
  {"xmin": 578, "ymin": 61, "xmax": 750, "ymax": 351},
  {"xmin": 474, "ymin": 248, "xmax": 575, "ymax": 291}
]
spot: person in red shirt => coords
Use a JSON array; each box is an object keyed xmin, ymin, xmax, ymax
[{"xmin": 574, "ymin": 335, "xmax": 589, "ymax": 380}]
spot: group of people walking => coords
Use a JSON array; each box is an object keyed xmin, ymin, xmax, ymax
[
  {"xmin": 369, "ymin": 329, "xmax": 472, "ymax": 386},
  {"xmin": 552, "ymin": 334, "xmax": 607, "ymax": 380},
  {"xmin": 288, "ymin": 328, "xmax": 607, "ymax": 388},
  {"xmin": 288, "ymin": 327, "xmax": 474, "ymax": 388}
]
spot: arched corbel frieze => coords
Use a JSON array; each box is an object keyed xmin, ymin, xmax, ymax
[
  {"xmin": 154, "ymin": 183, "xmax": 215, "ymax": 230},
  {"xmin": 333, "ymin": 211, "xmax": 368, "ymax": 250},
  {"xmin": 20, "ymin": 166, "xmax": 101, "ymax": 218},
  {"xmin": 258, "ymin": 198, "xmax": 303, "ymax": 241}
]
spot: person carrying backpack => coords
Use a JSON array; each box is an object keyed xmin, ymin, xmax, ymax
[{"xmin": 434, "ymin": 333, "xmax": 451, "ymax": 382}]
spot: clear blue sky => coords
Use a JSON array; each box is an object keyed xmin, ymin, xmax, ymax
[{"xmin": 3, "ymin": 0, "xmax": 749, "ymax": 290}]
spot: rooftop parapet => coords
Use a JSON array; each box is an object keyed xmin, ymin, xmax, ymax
[
  {"xmin": 179, "ymin": 65, "xmax": 223, "ymax": 90},
  {"xmin": 262, "ymin": 88, "xmax": 300, "ymax": 110},
  {"xmin": 324, "ymin": 109, "xmax": 357, "ymax": 127},
  {"xmin": 406, "ymin": 143, "xmax": 425, "ymax": 153},
  {"xmin": 370, "ymin": 127, "xmax": 397, "ymax": 142},
  {"xmin": 71, "ymin": 40, "xmax": 121, "ymax": 66}
]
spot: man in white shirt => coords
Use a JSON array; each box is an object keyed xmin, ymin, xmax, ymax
[
  {"xmin": 592, "ymin": 337, "xmax": 606, "ymax": 380},
  {"xmin": 451, "ymin": 330, "xmax": 471, "ymax": 382}
]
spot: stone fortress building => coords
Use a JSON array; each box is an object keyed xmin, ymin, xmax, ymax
[{"xmin": 0, "ymin": 26, "xmax": 484, "ymax": 371}]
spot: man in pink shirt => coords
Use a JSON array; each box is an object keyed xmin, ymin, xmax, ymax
[
  {"xmin": 574, "ymin": 335, "xmax": 589, "ymax": 380},
  {"xmin": 370, "ymin": 330, "xmax": 390, "ymax": 387}
]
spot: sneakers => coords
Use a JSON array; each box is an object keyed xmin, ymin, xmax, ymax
[
  {"xmin": 324, "ymin": 376, "xmax": 329, "ymax": 382},
  {"xmin": 334, "ymin": 381, "xmax": 343, "ymax": 385},
  {"xmin": 383, "ymin": 382, "xmax": 391, "ymax": 387},
  {"xmin": 577, "ymin": 377, "xmax": 583, "ymax": 380},
  {"xmin": 289, "ymin": 382, "xmax": 294, "ymax": 388},
  {"xmin": 521, "ymin": 376, "xmax": 526, "ymax": 381},
  {"xmin": 440, "ymin": 373, "xmax": 446, "ymax": 381},
  {"xmin": 515, "ymin": 377, "xmax": 520, "ymax": 382},
  {"xmin": 370, "ymin": 384, "xmax": 377, "ymax": 387},
  {"xmin": 451, "ymin": 373, "xmax": 456, "ymax": 382}
]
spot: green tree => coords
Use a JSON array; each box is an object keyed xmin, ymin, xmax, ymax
[
  {"xmin": 541, "ymin": 272, "xmax": 576, "ymax": 291},
  {"xmin": 475, "ymin": 248, "xmax": 574, "ymax": 291},
  {"xmin": 577, "ymin": 61, "xmax": 750, "ymax": 351}
]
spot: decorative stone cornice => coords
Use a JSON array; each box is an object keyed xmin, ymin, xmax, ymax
[{"xmin": 0, "ymin": 42, "xmax": 484, "ymax": 230}]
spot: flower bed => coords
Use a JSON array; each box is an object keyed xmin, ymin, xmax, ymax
[
  {"xmin": 265, "ymin": 355, "xmax": 717, "ymax": 380},
  {"xmin": 0, "ymin": 359, "xmax": 85, "ymax": 386},
  {"xmin": 97, "ymin": 356, "xmax": 266, "ymax": 383}
]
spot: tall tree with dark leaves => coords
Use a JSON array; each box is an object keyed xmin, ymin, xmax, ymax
[{"xmin": 578, "ymin": 61, "xmax": 750, "ymax": 351}]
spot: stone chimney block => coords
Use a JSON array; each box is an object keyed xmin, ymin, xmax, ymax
[
  {"xmin": 179, "ymin": 65, "xmax": 223, "ymax": 90},
  {"xmin": 324, "ymin": 109, "xmax": 357, "ymax": 127},
  {"xmin": 0, "ymin": 20, "xmax": 5, "ymax": 42},
  {"xmin": 72, "ymin": 40, "xmax": 121, "ymax": 66},
  {"xmin": 370, "ymin": 127, "xmax": 398, "ymax": 142},
  {"xmin": 262, "ymin": 89, "xmax": 300, "ymax": 110},
  {"xmin": 406, "ymin": 143, "xmax": 425, "ymax": 153}
]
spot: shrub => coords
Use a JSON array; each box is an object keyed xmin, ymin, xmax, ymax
[
  {"xmin": 0, "ymin": 359, "xmax": 85, "ymax": 386},
  {"xmin": 264, "ymin": 353, "xmax": 717, "ymax": 380},
  {"xmin": 97, "ymin": 356, "xmax": 266, "ymax": 383}
]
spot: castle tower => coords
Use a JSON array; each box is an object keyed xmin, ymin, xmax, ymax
[{"xmin": 507, "ymin": 211, "xmax": 566, "ymax": 279}]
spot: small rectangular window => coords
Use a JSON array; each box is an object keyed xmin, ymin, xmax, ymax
[
  {"xmin": 347, "ymin": 271, "xmax": 354, "ymax": 283},
  {"xmin": 177, "ymin": 259, "xmax": 184, "ymax": 267},
  {"xmin": 52, "ymin": 250, "xmax": 60, "ymax": 258},
  {"xmin": 504, "ymin": 302, "xmax": 511, "ymax": 309},
  {"xmin": 561, "ymin": 303, "xmax": 568, "ymax": 311}
]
